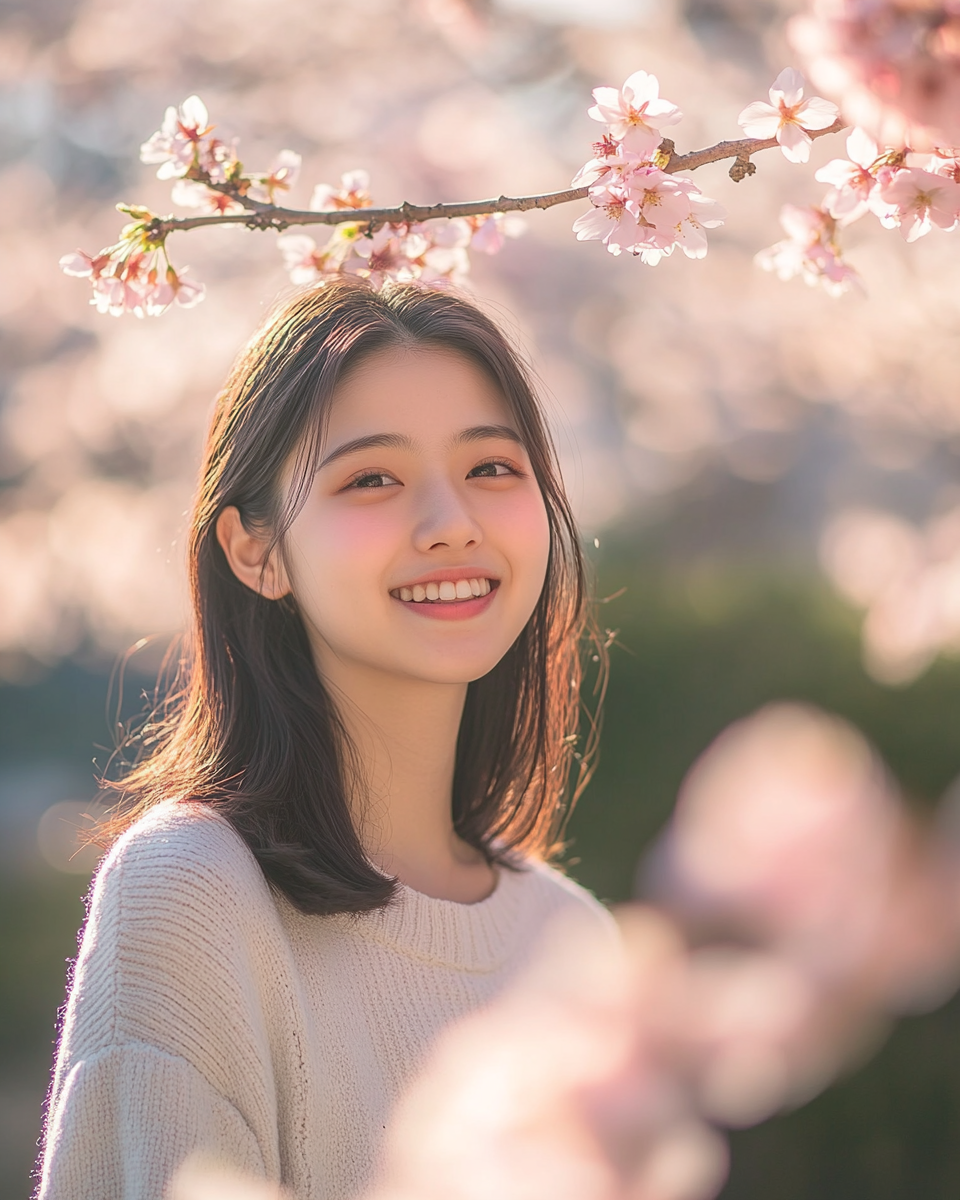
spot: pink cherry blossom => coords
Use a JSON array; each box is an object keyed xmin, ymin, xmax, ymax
[
  {"xmin": 168, "ymin": 268, "xmax": 205, "ymax": 311},
  {"xmin": 572, "ymin": 132, "xmax": 622, "ymax": 186},
  {"xmin": 588, "ymin": 70, "xmax": 682, "ymax": 157},
  {"xmin": 738, "ymin": 68, "xmax": 840, "ymax": 164},
  {"xmin": 815, "ymin": 128, "xmax": 882, "ymax": 223},
  {"xmin": 572, "ymin": 140, "xmax": 651, "ymax": 189},
  {"xmin": 574, "ymin": 166, "xmax": 725, "ymax": 265},
  {"xmin": 248, "ymin": 150, "xmax": 302, "ymax": 203},
  {"xmin": 467, "ymin": 213, "xmax": 525, "ymax": 254},
  {"xmin": 626, "ymin": 168, "xmax": 722, "ymax": 258},
  {"xmin": 139, "ymin": 265, "xmax": 205, "ymax": 316},
  {"xmin": 198, "ymin": 136, "xmax": 240, "ymax": 185},
  {"xmin": 59, "ymin": 249, "xmax": 107, "ymax": 279},
  {"xmin": 789, "ymin": 1, "xmax": 960, "ymax": 152},
  {"xmin": 627, "ymin": 174, "xmax": 697, "ymax": 253},
  {"xmin": 876, "ymin": 167, "xmax": 960, "ymax": 241},
  {"xmin": 927, "ymin": 149, "xmax": 960, "ymax": 184},
  {"xmin": 140, "ymin": 95, "xmax": 213, "ymax": 181},
  {"xmin": 277, "ymin": 228, "xmax": 358, "ymax": 285},
  {"xmin": 61, "ymin": 241, "xmax": 205, "ymax": 318},
  {"xmin": 276, "ymin": 172, "xmax": 519, "ymax": 293},
  {"xmin": 573, "ymin": 185, "xmax": 644, "ymax": 256},
  {"xmin": 170, "ymin": 179, "xmax": 246, "ymax": 215},
  {"xmin": 61, "ymin": 247, "xmax": 143, "ymax": 317},
  {"xmin": 419, "ymin": 244, "xmax": 471, "ymax": 287},
  {"xmin": 756, "ymin": 204, "xmax": 862, "ymax": 297},
  {"xmin": 347, "ymin": 225, "xmax": 432, "ymax": 288},
  {"xmin": 310, "ymin": 170, "xmax": 372, "ymax": 212},
  {"xmin": 674, "ymin": 192, "xmax": 728, "ymax": 260}
]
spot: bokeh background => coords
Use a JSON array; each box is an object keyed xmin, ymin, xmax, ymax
[{"xmin": 3, "ymin": 0, "xmax": 960, "ymax": 1196}]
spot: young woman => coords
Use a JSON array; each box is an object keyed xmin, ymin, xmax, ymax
[{"xmin": 38, "ymin": 279, "xmax": 613, "ymax": 1200}]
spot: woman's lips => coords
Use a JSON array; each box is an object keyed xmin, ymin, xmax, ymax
[
  {"xmin": 390, "ymin": 576, "xmax": 495, "ymax": 603},
  {"xmin": 390, "ymin": 579, "xmax": 500, "ymax": 620}
]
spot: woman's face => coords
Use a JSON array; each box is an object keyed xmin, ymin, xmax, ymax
[{"xmin": 281, "ymin": 345, "xmax": 552, "ymax": 688}]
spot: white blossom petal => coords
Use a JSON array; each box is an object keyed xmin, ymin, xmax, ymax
[
  {"xmin": 796, "ymin": 96, "xmax": 841, "ymax": 131},
  {"xmin": 738, "ymin": 102, "xmax": 781, "ymax": 139},
  {"xmin": 769, "ymin": 68, "xmax": 805, "ymax": 108},
  {"xmin": 778, "ymin": 121, "xmax": 814, "ymax": 163}
]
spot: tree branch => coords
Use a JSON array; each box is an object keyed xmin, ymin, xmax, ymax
[{"xmin": 147, "ymin": 121, "xmax": 845, "ymax": 241}]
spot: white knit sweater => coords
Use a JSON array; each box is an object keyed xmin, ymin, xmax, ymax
[{"xmin": 38, "ymin": 802, "xmax": 614, "ymax": 1200}]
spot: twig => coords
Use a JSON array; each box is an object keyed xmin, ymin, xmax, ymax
[{"xmin": 146, "ymin": 122, "xmax": 845, "ymax": 242}]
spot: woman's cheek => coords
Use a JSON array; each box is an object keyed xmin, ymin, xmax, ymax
[
  {"xmin": 496, "ymin": 490, "xmax": 551, "ymax": 576},
  {"xmin": 313, "ymin": 504, "xmax": 404, "ymax": 591}
]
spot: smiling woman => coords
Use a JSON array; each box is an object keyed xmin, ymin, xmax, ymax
[{"xmin": 37, "ymin": 280, "xmax": 614, "ymax": 1200}]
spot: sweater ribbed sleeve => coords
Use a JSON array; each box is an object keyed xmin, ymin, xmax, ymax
[
  {"xmin": 38, "ymin": 806, "xmax": 288, "ymax": 1200},
  {"xmin": 41, "ymin": 1044, "xmax": 266, "ymax": 1200}
]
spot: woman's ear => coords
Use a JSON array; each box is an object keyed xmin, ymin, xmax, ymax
[{"xmin": 216, "ymin": 506, "xmax": 291, "ymax": 600}]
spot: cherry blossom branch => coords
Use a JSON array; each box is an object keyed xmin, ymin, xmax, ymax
[
  {"xmin": 665, "ymin": 120, "xmax": 844, "ymax": 179},
  {"xmin": 78, "ymin": 69, "xmax": 932, "ymax": 318},
  {"xmin": 144, "ymin": 121, "xmax": 845, "ymax": 242}
]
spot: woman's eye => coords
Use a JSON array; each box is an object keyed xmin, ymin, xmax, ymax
[
  {"xmin": 347, "ymin": 471, "xmax": 397, "ymax": 490},
  {"xmin": 468, "ymin": 460, "xmax": 515, "ymax": 479}
]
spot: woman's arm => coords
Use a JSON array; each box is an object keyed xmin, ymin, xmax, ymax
[
  {"xmin": 36, "ymin": 804, "xmax": 287, "ymax": 1199},
  {"xmin": 39, "ymin": 1044, "xmax": 267, "ymax": 1200}
]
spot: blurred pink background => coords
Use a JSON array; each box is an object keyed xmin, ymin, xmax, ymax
[{"xmin": 3, "ymin": 0, "xmax": 960, "ymax": 684}]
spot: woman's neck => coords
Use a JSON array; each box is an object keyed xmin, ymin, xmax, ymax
[{"xmin": 320, "ymin": 660, "xmax": 496, "ymax": 903}]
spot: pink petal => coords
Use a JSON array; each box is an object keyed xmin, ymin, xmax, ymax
[
  {"xmin": 175, "ymin": 278, "xmax": 205, "ymax": 309},
  {"xmin": 572, "ymin": 158, "xmax": 608, "ymax": 187},
  {"xmin": 271, "ymin": 149, "xmax": 302, "ymax": 185},
  {"xmin": 795, "ymin": 96, "xmax": 840, "ymax": 131},
  {"xmin": 277, "ymin": 234, "xmax": 318, "ymax": 269},
  {"xmin": 619, "ymin": 125, "xmax": 663, "ymax": 156},
  {"xmin": 159, "ymin": 106, "xmax": 180, "ymax": 138},
  {"xmin": 689, "ymin": 194, "xmax": 727, "ymax": 228},
  {"xmin": 573, "ymin": 207, "xmax": 616, "ymax": 242},
  {"xmin": 621, "ymin": 71, "xmax": 658, "ymax": 106},
  {"xmin": 642, "ymin": 97, "xmax": 683, "ymax": 127},
  {"xmin": 589, "ymin": 87, "xmax": 622, "ymax": 117},
  {"xmin": 931, "ymin": 187, "xmax": 960, "ymax": 229},
  {"xmin": 826, "ymin": 187, "xmax": 871, "ymax": 222},
  {"xmin": 341, "ymin": 169, "xmax": 370, "ymax": 193},
  {"xmin": 900, "ymin": 211, "xmax": 931, "ymax": 242},
  {"xmin": 769, "ymin": 68, "xmax": 805, "ymax": 108},
  {"xmin": 59, "ymin": 251, "xmax": 93, "ymax": 277},
  {"xmin": 778, "ymin": 122, "xmax": 813, "ymax": 163},
  {"xmin": 779, "ymin": 203, "xmax": 824, "ymax": 242},
  {"xmin": 180, "ymin": 95, "xmax": 208, "ymax": 130},
  {"xmin": 587, "ymin": 102, "xmax": 624, "ymax": 126},
  {"xmin": 310, "ymin": 184, "xmax": 336, "ymax": 211},
  {"xmin": 847, "ymin": 128, "xmax": 879, "ymax": 169},
  {"xmin": 880, "ymin": 168, "xmax": 942, "ymax": 205},
  {"xmin": 738, "ymin": 103, "xmax": 780, "ymax": 139},
  {"xmin": 815, "ymin": 159, "xmax": 858, "ymax": 188}
]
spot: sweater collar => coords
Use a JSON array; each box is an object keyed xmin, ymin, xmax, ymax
[{"xmin": 344, "ymin": 862, "xmax": 531, "ymax": 973}]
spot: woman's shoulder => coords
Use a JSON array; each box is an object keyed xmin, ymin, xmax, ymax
[
  {"xmin": 510, "ymin": 856, "xmax": 618, "ymax": 937},
  {"xmin": 98, "ymin": 800, "xmax": 263, "ymax": 895},
  {"xmin": 87, "ymin": 800, "xmax": 276, "ymax": 955}
]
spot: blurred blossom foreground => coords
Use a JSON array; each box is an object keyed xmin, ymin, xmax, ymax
[{"xmin": 171, "ymin": 704, "xmax": 960, "ymax": 1200}]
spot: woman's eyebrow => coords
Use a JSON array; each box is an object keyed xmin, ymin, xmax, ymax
[
  {"xmin": 318, "ymin": 432, "xmax": 413, "ymax": 469},
  {"xmin": 318, "ymin": 424, "xmax": 523, "ymax": 470},
  {"xmin": 453, "ymin": 424, "xmax": 524, "ymax": 447}
]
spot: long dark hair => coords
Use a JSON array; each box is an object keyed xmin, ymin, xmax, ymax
[{"xmin": 102, "ymin": 278, "xmax": 603, "ymax": 915}]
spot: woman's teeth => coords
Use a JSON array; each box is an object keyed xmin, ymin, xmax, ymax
[{"xmin": 394, "ymin": 578, "xmax": 493, "ymax": 603}]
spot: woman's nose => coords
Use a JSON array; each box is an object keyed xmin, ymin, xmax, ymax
[{"xmin": 412, "ymin": 480, "xmax": 483, "ymax": 553}]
